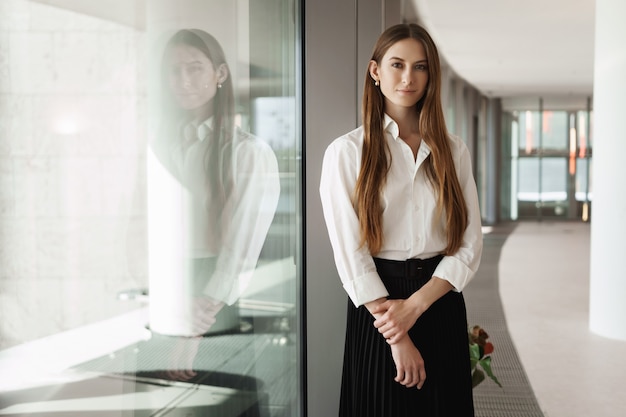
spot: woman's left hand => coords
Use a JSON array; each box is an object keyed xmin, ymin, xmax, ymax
[{"xmin": 371, "ymin": 298, "xmax": 424, "ymax": 344}]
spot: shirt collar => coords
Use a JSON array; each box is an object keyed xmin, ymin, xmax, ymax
[
  {"xmin": 196, "ymin": 117, "xmax": 214, "ymax": 142},
  {"xmin": 382, "ymin": 113, "xmax": 432, "ymax": 156},
  {"xmin": 383, "ymin": 114, "xmax": 400, "ymax": 140},
  {"xmin": 182, "ymin": 117, "xmax": 214, "ymax": 143}
]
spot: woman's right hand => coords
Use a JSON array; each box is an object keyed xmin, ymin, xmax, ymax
[{"xmin": 390, "ymin": 337, "xmax": 426, "ymax": 389}]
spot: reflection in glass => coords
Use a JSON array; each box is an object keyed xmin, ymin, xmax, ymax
[
  {"xmin": 142, "ymin": 11, "xmax": 300, "ymax": 415},
  {"xmin": 0, "ymin": 0, "xmax": 302, "ymax": 416},
  {"xmin": 149, "ymin": 29, "xmax": 280, "ymax": 338}
]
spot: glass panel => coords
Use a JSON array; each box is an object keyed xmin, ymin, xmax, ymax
[
  {"xmin": 517, "ymin": 158, "xmax": 540, "ymax": 201},
  {"xmin": 577, "ymin": 109, "xmax": 593, "ymax": 154},
  {"xmin": 518, "ymin": 110, "xmax": 567, "ymax": 154},
  {"xmin": 517, "ymin": 157, "xmax": 568, "ymax": 218},
  {"xmin": 541, "ymin": 111, "xmax": 568, "ymax": 151},
  {"xmin": 540, "ymin": 157, "xmax": 567, "ymax": 202},
  {"xmin": 518, "ymin": 110, "xmax": 541, "ymax": 154},
  {"xmin": 576, "ymin": 158, "xmax": 592, "ymax": 202},
  {"xmin": 517, "ymin": 158, "xmax": 567, "ymax": 201},
  {"xmin": 589, "ymin": 110, "xmax": 594, "ymax": 149},
  {"xmin": 512, "ymin": 105, "xmax": 592, "ymax": 220},
  {"xmin": 0, "ymin": 1, "xmax": 302, "ymax": 416}
]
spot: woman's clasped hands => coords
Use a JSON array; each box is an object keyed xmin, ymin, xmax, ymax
[
  {"xmin": 371, "ymin": 297, "xmax": 427, "ymax": 389},
  {"xmin": 371, "ymin": 297, "xmax": 425, "ymax": 344}
]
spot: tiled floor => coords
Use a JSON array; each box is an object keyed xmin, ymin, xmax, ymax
[
  {"xmin": 498, "ymin": 221, "xmax": 626, "ymax": 417},
  {"xmin": 464, "ymin": 223, "xmax": 544, "ymax": 417}
]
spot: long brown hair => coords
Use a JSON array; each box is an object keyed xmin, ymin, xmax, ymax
[{"xmin": 356, "ymin": 23, "xmax": 468, "ymax": 255}]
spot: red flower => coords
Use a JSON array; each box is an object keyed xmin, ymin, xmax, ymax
[
  {"xmin": 469, "ymin": 325, "xmax": 502, "ymax": 388},
  {"xmin": 478, "ymin": 328, "xmax": 489, "ymax": 340}
]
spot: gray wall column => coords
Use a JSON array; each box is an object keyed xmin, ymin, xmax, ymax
[{"xmin": 483, "ymin": 98, "xmax": 501, "ymax": 225}]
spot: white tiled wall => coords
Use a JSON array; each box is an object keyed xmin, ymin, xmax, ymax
[{"xmin": 0, "ymin": 0, "xmax": 148, "ymax": 349}]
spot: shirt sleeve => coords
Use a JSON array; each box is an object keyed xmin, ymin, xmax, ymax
[
  {"xmin": 432, "ymin": 138, "xmax": 483, "ymax": 291},
  {"xmin": 319, "ymin": 138, "xmax": 389, "ymax": 306},
  {"xmin": 203, "ymin": 138, "xmax": 281, "ymax": 305}
]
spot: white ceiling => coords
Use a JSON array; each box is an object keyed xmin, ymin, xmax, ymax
[
  {"xmin": 410, "ymin": 0, "xmax": 596, "ymax": 98},
  {"xmin": 31, "ymin": 0, "xmax": 596, "ymax": 99}
]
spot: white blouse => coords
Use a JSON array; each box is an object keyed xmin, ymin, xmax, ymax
[{"xmin": 319, "ymin": 115, "xmax": 483, "ymax": 307}]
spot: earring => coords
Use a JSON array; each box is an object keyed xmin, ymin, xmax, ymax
[
  {"xmin": 374, "ymin": 80, "xmax": 380, "ymax": 87},
  {"xmin": 217, "ymin": 83, "xmax": 222, "ymax": 89}
]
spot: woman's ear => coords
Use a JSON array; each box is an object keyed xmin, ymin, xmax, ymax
[
  {"xmin": 368, "ymin": 60, "xmax": 379, "ymax": 83},
  {"xmin": 217, "ymin": 63, "xmax": 229, "ymax": 84}
]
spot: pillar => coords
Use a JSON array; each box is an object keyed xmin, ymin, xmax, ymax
[
  {"xmin": 484, "ymin": 97, "xmax": 501, "ymax": 225},
  {"xmin": 589, "ymin": 0, "xmax": 626, "ymax": 340}
]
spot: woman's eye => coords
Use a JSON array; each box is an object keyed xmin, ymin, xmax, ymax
[
  {"xmin": 415, "ymin": 64, "xmax": 427, "ymax": 71},
  {"xmin": 391, "ymin": 62, "xmax": 402, "ymax": 69},
  {"xmin": 183, "ymin": 64, "xmax": 204, "ymax": 74}
]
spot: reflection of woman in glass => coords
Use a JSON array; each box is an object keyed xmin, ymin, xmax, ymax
[{"xmin": 151, "ymin": 29, "xmax": 280, "ymax": 341}]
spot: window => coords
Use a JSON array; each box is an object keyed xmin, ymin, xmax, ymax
[
  {"xmin": 508, "ymin": 106, "xmax": 592, "ymax": 220},
  {"xmin": 0, "ymin": 1, "xmax": 303, "ymax": 415}
]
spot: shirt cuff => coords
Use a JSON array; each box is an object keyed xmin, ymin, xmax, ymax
[
  {"xmin": 342, "ymin": 271, "xmax": 389, "ymax": 307},
  {"xmin": 433, "ymin": 256, "xmax": 474, "ymax": 292},
  {"xmin": 203, "ymin": 269, "xmax": 254, "ymax": 306}
]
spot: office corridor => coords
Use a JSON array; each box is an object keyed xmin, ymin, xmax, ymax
[{"xmin": 467, "ymin": 221, "xmax": 626, "ymax": 417}]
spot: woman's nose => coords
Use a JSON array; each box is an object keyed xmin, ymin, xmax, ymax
[{"xmin": 402, "ymin": 69, "xmax": 413, "ymax": 85}]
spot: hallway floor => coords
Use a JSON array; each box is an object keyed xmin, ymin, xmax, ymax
[{"xmin": 497, "ymin": 221, "xmax": 626, "ymax": 417}]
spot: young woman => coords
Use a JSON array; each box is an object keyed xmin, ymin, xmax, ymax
[{"xmin": 319, "ymin": 23, "xmax": 483, "ymax": 416}]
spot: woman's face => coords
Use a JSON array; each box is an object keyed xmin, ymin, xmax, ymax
[
  {"xmin": 166, "ymin": 43, "xmax": 224, "ymax": 113},
  {"xmin": 370, "ymin": 38, "xmax": 429, "ymax": 113}
]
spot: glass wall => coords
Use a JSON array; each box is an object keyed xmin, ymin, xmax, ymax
[
  {"xmin": 0, "ymin": 0, "xmax": 302, "ymax": 415},
  {"xmin": 506, "ymin": 103, "xmax": 593, "ymax": 220}
]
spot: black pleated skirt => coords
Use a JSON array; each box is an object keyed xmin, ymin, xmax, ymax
[{"xmin": 339, "ymin": 255, "xmax": 474, "ymax": 417}]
